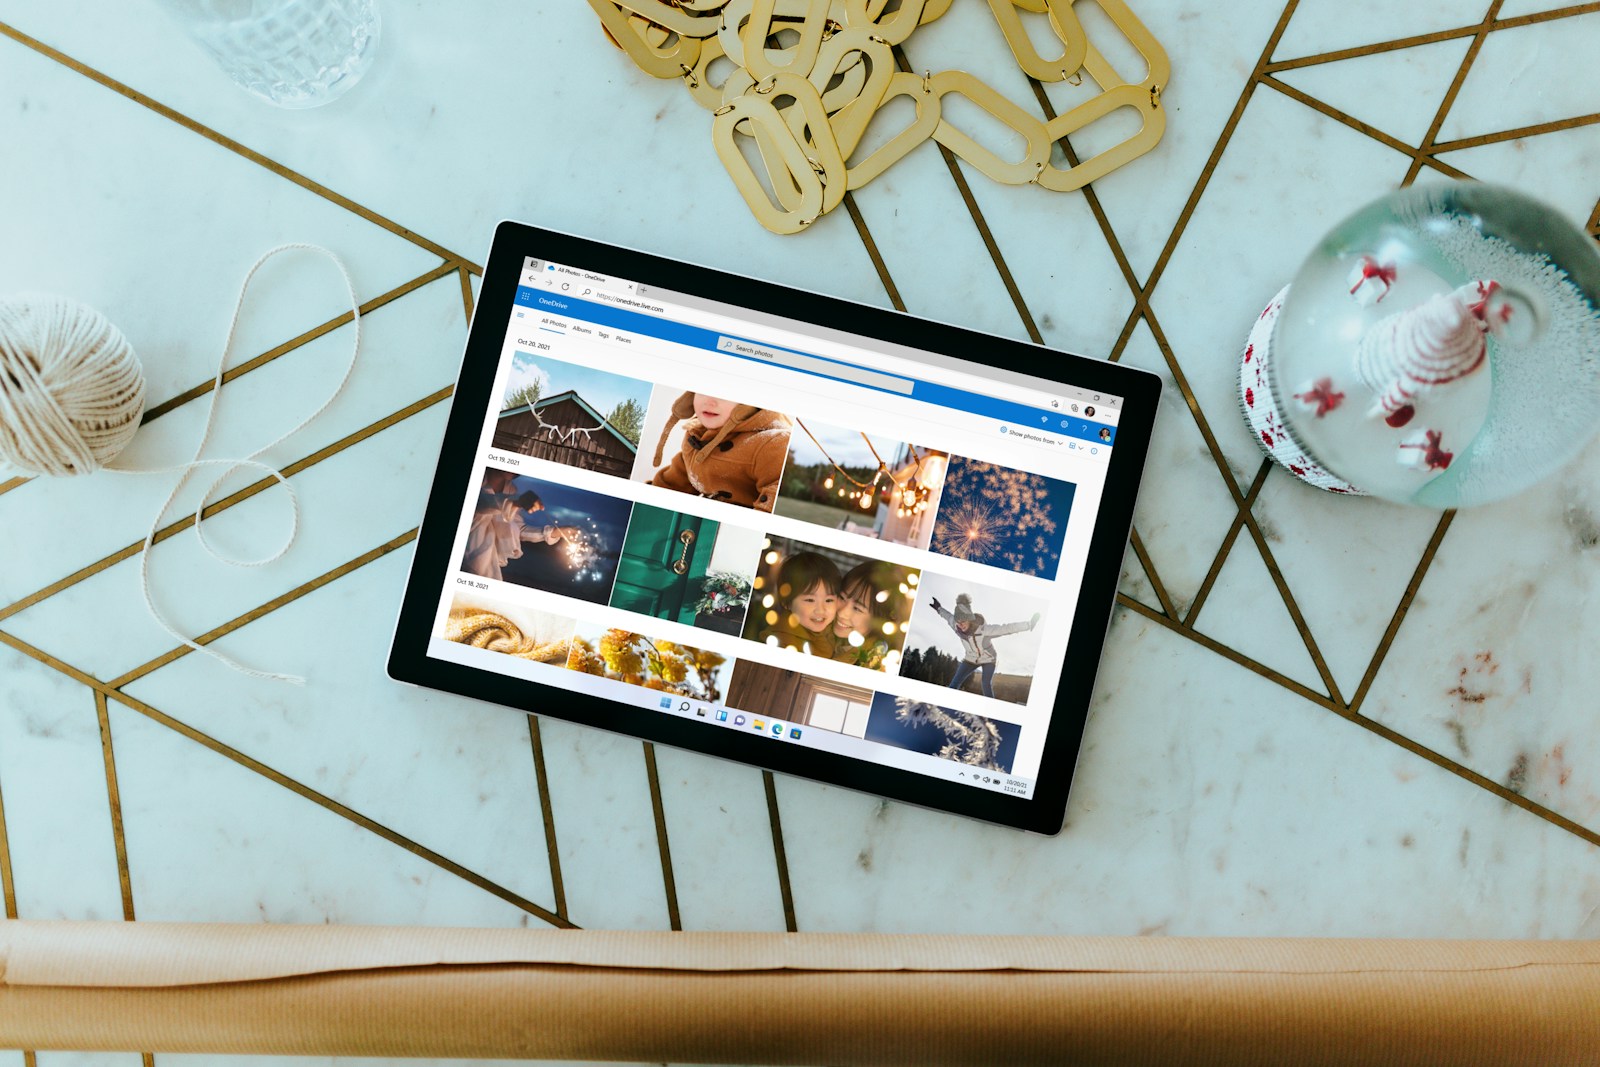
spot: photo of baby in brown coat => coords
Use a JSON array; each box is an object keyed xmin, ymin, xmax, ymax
[{"xmin": 632, "ymin": 389, "xmax": 792, "ymax": 513}]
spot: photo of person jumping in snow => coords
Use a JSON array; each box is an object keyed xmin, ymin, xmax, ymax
[{"xmin": 928, "ymin": 593, "xmax": 1040, "ymax": 700}]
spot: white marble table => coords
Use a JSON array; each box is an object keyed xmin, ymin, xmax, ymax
[{"xmin": 2, "ymin": 1, "xmax": 1599, "ymax": 1063}]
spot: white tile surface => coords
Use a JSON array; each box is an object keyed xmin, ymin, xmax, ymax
[
  {"xmin": 1494, "ymin": 0, "xmax": 1592, "ymax": 16},
  {"xmin": 117, "ymin": 549, "xmax": 560, "ymax": 918},
  {"xmin": 1360, "ymin": 433, "xmax": 1600, "ymax": 829},
  {"xmin": 1185, "ymin": 525, "xmax": 1328, "ymax": 697},
  {"xmin": 0, "ymin": 646, "xmax": 124, "ymax": 921},
  {"xmin": 0, "ymin": 264, "xmax": 460, "ymax": 610},
  {"xmin": 0, "ymin": 26, "xmax": 442, "ymax": 406},
  {"xmin": 650, "ymin": 747, "xmax": 790, "ymax": 932},
  {"xmin": 777, "ymin": 610, "xmax": 1600, "ymax": 937},
  {"xmin": 4, "ymin": 273, "xmax": 463, "ymax": 677},
  {"xmin": 1437, "ymin": 131, "xmax": 1600, "ymax": 229},
  {"xmin": 1438, "ymin": 12, "xmax": 1600, "ymax": 142},
  {"xmin": 1043, "ymin": 3, "xmax": 1296, "ymax": 287},
  {"xmin": 1116, "ymin": 536, "xmax": 1158, "ymax": 609},
  {"xmin": 1271, "ymin": 36, "xmax": 1474, "ymax": 146},
  {"xmin": 1148, "ymin": 87, "xmax": 1415, "ymax": 490},
  {"xmin": 1116, "ymin": 322, "xmax": 1244, "ymax": 617},
  {"xmin": 1248, "ymin": 471, "xmax": 1447, "ymax": 701},
  {"xmin": 1274, "ymin": 0, "xmax": 1491, "ymax": 63},
  {"xmin": 535, "ymin": 719, "xmax": 672, "ymax": 931},
  {"xmin": 0, "ymin": 2, "xmax": 887, "ymax": 302},
  {"xmin": 6, "ymin": 401, "xmax": 448, "ymax": 681},
  {"xmin": 846, "ymin": 136, "xmax": 1030, "ymax": 336},
  {"xmin": 892, "ymin": 3, "xmax": 1138, "ymax": 357},
  {"xmin": 106, "ymin": 693, "xmax": 551, "ymax": 926}
]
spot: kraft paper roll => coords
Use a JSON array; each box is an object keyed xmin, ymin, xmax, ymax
[{"xmin": 2, "ymin": 922, "xmax": 1597, "ymax": 1065}]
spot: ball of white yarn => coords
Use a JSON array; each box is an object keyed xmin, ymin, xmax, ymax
[{"xmin": 0, "ymin": 294, "xmax": 146, "ymax": 476}]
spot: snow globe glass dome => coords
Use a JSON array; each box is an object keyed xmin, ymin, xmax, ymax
[{"xmin": 1240, "ymin": 183, "xmax": 1600, "ymax": 507}]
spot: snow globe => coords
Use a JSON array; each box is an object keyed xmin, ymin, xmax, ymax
[{"xmin": 1240, "ymin": 183, "xmax": 1600, "ymax": 507}]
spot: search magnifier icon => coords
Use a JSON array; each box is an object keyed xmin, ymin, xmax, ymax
[
  {"xmin": 678, "ymin": 701, "xmax": 691, "ymax": 712},
  {"xmin": 582, "ymin": 288, "xmax": 592, "ymax": 297}
]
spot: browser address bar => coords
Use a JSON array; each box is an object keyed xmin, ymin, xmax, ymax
[
  {"xmin": 586, "ymin": 287, "xmax": 668, "ymax": 315},
  {"xmin": 573, "ymin": 287, "xmax": 916, "ymax": 396},
  {"xmin": 716, "ymin": 337, "xmax": 914, "ymax": 394}
]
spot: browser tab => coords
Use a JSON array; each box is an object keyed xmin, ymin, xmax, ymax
[{"xmin": 537, "ymin": 257, "xmax": 636, "ymax": 294}]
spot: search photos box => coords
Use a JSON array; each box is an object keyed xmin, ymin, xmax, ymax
[{"xmin": 717, "ymin": 336, "xmax": 913, "ymax": 394}]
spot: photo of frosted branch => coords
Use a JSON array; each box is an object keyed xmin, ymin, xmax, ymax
[
  {"xmin": 929, "ymin": 457, "xmax": 1075, "ymax": 577},
  {"xmin": 863, "ymin": 692, "xmax": 1021, "ymax": 773}
]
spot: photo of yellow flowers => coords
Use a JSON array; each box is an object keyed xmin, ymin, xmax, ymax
[{"xmin": 565, "ymin": 624, "xmax": 729, "ymax": 703}]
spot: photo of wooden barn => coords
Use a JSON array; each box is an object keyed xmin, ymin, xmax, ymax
[{"xmin": 493, "ymin": 390, "xmax": 638, "ymax": 478}]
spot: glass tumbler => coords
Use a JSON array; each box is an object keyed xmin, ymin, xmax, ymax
[{"xmin": 153, "ymin": 0, "xmax": 381, "ymax": 109}]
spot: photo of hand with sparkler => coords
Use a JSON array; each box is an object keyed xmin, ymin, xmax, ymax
[
  {"xmin": 928, "ymin": 456, "xmax": 1076, "ymax": 578},
  {"xmin": 774, "ymin": 420, "xmax": 948, "ymax": 549},
  {"xmin": 461, "ymin": 467, "xmax": 631, "ymax": 605}
]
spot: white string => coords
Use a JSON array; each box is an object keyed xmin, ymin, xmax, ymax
[{"xmin": 108, "ymin": 244, "xmax": 362, "ymax": 685}]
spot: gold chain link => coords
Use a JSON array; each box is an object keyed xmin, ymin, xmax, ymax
[{"xmin": 595, "ymin": 0, "xmax": 1170, "ymax": 232}]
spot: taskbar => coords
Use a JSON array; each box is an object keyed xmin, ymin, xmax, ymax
[{"xmin": 429, "ymin": 639, "xmax": 1036, "ymax": 799}]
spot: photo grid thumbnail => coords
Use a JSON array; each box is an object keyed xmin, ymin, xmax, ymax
[
  {"xmin": 929, "ymin": 456, "xmax": 1075, "ymax": 578},
  {"xmin": 439, "ymin": 592, "xmax": 577, "ymax": 665},
  {"xmin": 493, "ymin": 352, "xmax": 650, "ymax": 478},
  {"xmin": 725, "ymin": 660, "xmax": 874, "ymax": 738},
  {"xmin": 743, "ymin": 535, "xmax": 919, "ymax": 673},
  {"xmin": 461, "ymin": 467, "xmax": 630, "ymax": 605},
  {"xmin": 863, "ymin": 692, "xmax": 1022, "ymax": 773},
  {"xmin": 897, "ymin": 571, "xmax": 1046, "ymax": 706},
  {"xmin": 566, "ymin": 622, "xmax": 731, "ymax": 704},
  {"xmin": 609, "ymin": 503, "xmax": 763, "ymax": 637},
  {"xmin": 776, "ymin": 419, "xmax": 947, "ymax": 549},
  {"xmin": 632, "ymin": 387, "xmax": 792, "ymax": 513}
]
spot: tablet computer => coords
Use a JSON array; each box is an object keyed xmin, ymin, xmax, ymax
[{"xmin": 389, "ymin": 221, "xmax": 1159, "ymax": 834}]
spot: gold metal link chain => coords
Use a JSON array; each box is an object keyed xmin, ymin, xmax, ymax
[{"xmin": 591, "ymin": 0, "xmax": 1170, "ymax": 233}]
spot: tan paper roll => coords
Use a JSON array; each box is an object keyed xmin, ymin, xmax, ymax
[{"xmin": 2, "ymin": 921, "xmax": 1597, "ymax": 1064}]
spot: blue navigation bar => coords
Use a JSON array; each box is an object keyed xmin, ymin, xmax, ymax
[{"xmin": 513, "ymin": 286, "xmax": 1116, "ymax": 446}]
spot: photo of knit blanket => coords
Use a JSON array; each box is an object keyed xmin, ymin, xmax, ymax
[{"xmin": 439, "ymin": 597, "xmax": 577, "ymax": 664}]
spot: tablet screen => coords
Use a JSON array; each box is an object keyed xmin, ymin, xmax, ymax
[{"xmin": 419, "ymin": 246, "xmax": 1133, "ymax": 807}]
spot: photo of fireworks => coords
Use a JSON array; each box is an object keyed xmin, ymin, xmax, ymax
[{"xmin": 928, "ymin": 457, "xmax": 1076, "ymax": 578}]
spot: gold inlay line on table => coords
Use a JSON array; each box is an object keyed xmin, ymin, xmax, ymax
[{"xmin": 0, "ymin": 625, "xmax": 577, "ymax": 930}]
